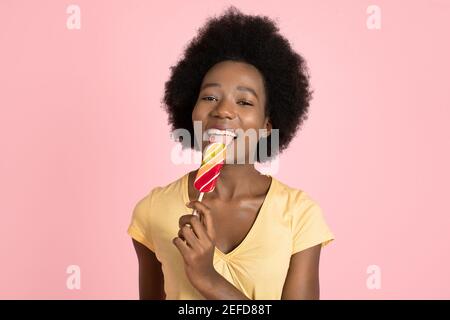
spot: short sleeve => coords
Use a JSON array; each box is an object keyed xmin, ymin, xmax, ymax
[
  {"xmin": 292, "ymin": 193, "xmax": 335, "ymax": 255},
  {"xmin": 127, "ymin": 189, "xmax": 156, "ymax": 252}
]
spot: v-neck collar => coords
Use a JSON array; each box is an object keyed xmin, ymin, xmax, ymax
[{"xmin": 182, "ymin": 172, "xmax": 275, "ymax": 259}]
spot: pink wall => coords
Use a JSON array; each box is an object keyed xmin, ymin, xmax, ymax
[{"xmin": 1, "ymin": 0, "xmax": 449, "ymax": 299}]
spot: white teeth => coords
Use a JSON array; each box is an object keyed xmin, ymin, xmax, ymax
[
  {"xmin": 206, "ymin": 129, "xmax": 237, "ymax": 144},
  {"xmin": 206, "ymin": 128, "xmax": 237, "ymax": 138}
]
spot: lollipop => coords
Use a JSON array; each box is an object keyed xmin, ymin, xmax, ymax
[{"xmin": 191, "ymin": 129, "xmax": 236, "ymax": 216}]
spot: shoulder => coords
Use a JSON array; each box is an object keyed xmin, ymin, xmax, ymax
[
  {"xmin": 131, "ymin": 173, "xmax": 187, "ymax": 223},
  {"xmin": 133, "ymin": 173, "xmax": 189, "ymax": 216},
  {"xmin": 147, "ymin": 173, "xmax": 188, "ymax": 203},
  {"xmin": 271, "ymin": 178, "xmax": 327, "ymax": 231},
  {"xmin": 273, "ymin": 179, "xmax": 334, "ymax": 253},
  {"xmin": 272, "ymin": 178, "xmax": 320, "ymax": 211}
]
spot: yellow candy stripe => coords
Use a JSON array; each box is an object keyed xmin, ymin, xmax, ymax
[
  {"xmin": 195, "ymin": 142, "xmax": 227, "ymax": 183},
  {"xmin": 202, "ymin": 143, "xmax": 224, "ymax": 164}
]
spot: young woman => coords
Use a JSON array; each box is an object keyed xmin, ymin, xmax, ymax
[{"xmin": 127, "ymin": 7, "xmax": 334, "ymax": 300}]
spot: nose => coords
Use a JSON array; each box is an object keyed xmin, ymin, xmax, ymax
[{"xmin": 211, "ymin": 98, "xmax": 236, "ymax": 120}]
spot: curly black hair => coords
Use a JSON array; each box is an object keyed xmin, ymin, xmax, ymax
[{"xmin": 162, "ymin": 6, "xmax": 313, "ymax": 162}]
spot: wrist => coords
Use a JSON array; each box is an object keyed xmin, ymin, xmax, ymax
[{"xmin": 196, "ymin": 269, "xmax": 221, "ymax": 295}]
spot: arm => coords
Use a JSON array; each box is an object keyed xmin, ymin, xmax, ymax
[
  {"xmin": 195, "ymin": 272, "xmax": 250, "ymax": 300},
  {"xmin": 281, "ymin": 244, "xmax": 322, "ymax": 299},
  {"xmin": 132, "ymin": 239, "xmax": 166, "ymax": 300}
]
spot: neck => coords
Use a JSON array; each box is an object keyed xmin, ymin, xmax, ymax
[{"xmin": 208, "ymin": 164, "xmax": 263, "ymax": 200}]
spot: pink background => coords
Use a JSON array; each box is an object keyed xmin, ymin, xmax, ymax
[{"xmin": 1, "ymin": 0, "xmax": 449, "ymax": 299}]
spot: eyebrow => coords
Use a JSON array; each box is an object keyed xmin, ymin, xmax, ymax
[
  {"xmin": 200, "ymin": 82, "xmax": 259, "ymax": 100},
  {"xmin": 237, "ymin": 85, "xmax": 259, "ymax": 100},
  {"xmin": 200, "ymin": 83, "xmax": 221, "ymax": 91}
]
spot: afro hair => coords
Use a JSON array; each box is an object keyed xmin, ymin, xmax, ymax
[{"xmin": 162, "ymin": 6, "xmax": 313, "ymax": 162}]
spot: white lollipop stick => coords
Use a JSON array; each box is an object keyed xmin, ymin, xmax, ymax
[{"xmin": 192, "ymin": 192, "xmax": 204, "ymax": 216}]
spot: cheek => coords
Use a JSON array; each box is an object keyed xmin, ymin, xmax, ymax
[
  {"xmin": 192, "ymin": 103, "xmax": 208, "ymax": 122},
  {"xmin": 240, "ymin": 111, "xmax": 265, "ymax": 131}
]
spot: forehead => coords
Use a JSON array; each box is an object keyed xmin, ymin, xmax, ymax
[{"xmin": 201, "ymin": 60, "xmax": 265, "ymax": 93}]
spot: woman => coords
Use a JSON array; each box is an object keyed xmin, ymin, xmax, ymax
[{"xmin": 127, "ymin": 6, "xmax": 334, "ymax": 300}]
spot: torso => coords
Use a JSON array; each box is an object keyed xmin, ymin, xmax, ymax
[{"xmin": 187, "ymin": 170, "xmax": 272, "ymax": 255}]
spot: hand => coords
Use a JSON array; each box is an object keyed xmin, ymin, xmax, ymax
[{"xmin": 172, "ymin": 200, "xmax": 219, "ymax": 290}]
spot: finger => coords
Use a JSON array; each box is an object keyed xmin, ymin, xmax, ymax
[
  {"xmin": 178, "ymin": 215, "xmax": 201, "ymax": 239},
  {"xmin": 172, "ymin": 237, "xmax": 190, "ymax": 262},
  {"xmin": 189, "ymin": 214, "xmax": 209, "ymax": 242},
  {"xmin": 188, "ymin": 201, "xmax": 215, "ymax": 240},
  {"xmin": 177, "ymin": 228, "xmax": 185, "ymax": 241},
  {"xmin": 186, "ymin": 200, "xmax": 210, "ymax": 213},
  {"xmin": 185, "ymin": 202, "xmax": 204, "ymax": 224},
  {"xmin": 179, "ymin": 214, "xmax": 196, "ymax": 228},
  {"xmin": 181, "ymin": 224, "xmax": 201, "ymax": 248}
]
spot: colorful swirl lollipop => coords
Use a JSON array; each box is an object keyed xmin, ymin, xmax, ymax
[{"xmin": 191, "ymin": 130, "xmax": 236, "ymax": 216}]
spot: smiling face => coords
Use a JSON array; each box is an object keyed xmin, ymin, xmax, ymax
[{"xmin": 192, "ymin": 60, "xmax": 272, "ymax": 163}]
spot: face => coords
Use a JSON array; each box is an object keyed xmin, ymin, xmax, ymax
[{"xmin": 192, "ymin": 60, "xmax": 272, "ymax": 163}]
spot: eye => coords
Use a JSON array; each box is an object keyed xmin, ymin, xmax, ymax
[
  {"xmin": 202, "ymin": 96, "xmax": 218, "ymax": 102},
  {"xmin": 237, "ymin": 100, "xmax": 253, "ymax": 106}
]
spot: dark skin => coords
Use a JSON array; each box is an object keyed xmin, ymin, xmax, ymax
[{"xmin": 132, "ymin": 61, "xmax": 322, "ymax": 300}]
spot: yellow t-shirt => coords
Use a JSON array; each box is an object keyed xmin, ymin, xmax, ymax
[{"xmin": 127, "ymin": 172, "xmax": 334, "ymax": 300}]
